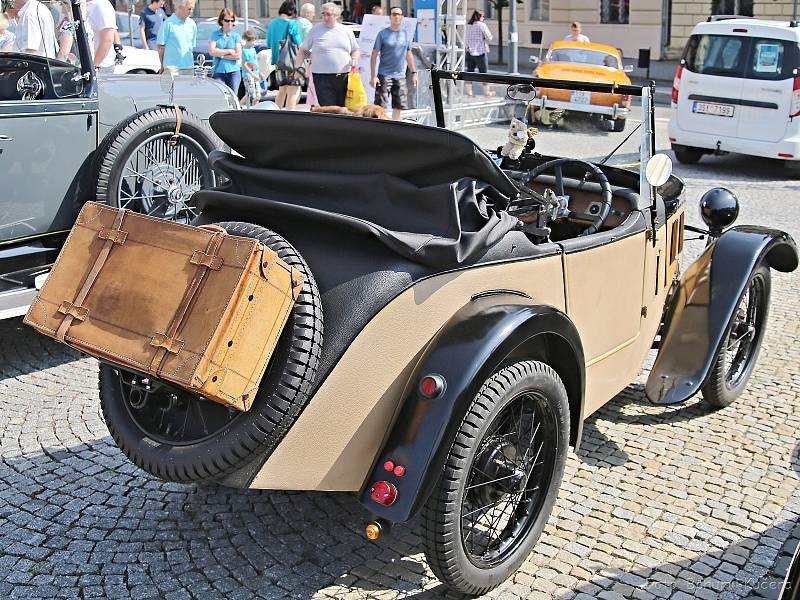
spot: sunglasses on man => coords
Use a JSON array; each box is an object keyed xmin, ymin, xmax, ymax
[{"xmin": 223, "ymin": 18, "xmax": 236, "ymax": 23}]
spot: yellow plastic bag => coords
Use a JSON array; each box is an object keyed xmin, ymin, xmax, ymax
[{"xmin": 345, "ymin": 71, "xmax": 368, "ymax": 110}]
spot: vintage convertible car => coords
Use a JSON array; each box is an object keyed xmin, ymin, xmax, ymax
[
  {"xmin": 530, "ymin": 40, "xmax": 633, "ymax": 131},
  {"xmin": 0, "ymin": 0, "xmax": 237, "ymax": 320},
  {"xmin": 73, "ymin": 71, "xmax": 797, "ymax": 595}
]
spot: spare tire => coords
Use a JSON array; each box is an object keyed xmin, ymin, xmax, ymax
[
  {"xmin": 94, "ymin": 106, "xmax": 223, "ymax": 223},
  {"xmin": 99, "ymin": 222, "xmax": 323, "ymax": 482}
]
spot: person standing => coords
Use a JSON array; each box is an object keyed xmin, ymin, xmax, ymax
[
  {"xmin": 297, "ymin": 2, "xmax": 359, "ymax": 107},
  {"xmin": 267, "ymin": 1, "xmax": 302, "ymax": 109},
  {"xmin": 297, "ymin": 3, "xmax": 314, "ymax": 40},
  {"xmin": 564, "ymin": 21, "xmax": 590, "ymax": 42},
  {"xmin": 13, "ymin": 0, "xmax": 56, "ymax": 57},
  {"xmin": 371, "ymin": 5, "xmax": 383, "ymax": 15},
  {"xmin": 370, "ymin": 7, "xmax": 415, "ymax": 120},
  {"xmin": 0, "ymin": 14, "xmax": 17, "ymax": 51},
  {"xmin": 139, "ymin": 0, "xmax": 167, "ymax": 51},
  {"xmin": 240, "ymin": 29, "xmax": 261, "ymax": 106},
  {"xmin": 86, "ymin": 0, "xmax": 117, "ymax": 68},
  {"xmin": 464, "ymin": 9, "xmax": 493, "ymax": 96},
  {"xmin": 156, "ymin": 0, "xmax": 197, "ymax": 73},
  {"xmin": 209, "ymin": 8, "xmax": 242, "ymax": 93}
]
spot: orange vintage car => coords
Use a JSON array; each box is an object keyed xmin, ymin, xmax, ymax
[{"xmin": 531, "ymin": 40, "xmax": 633, "ymax": 131}]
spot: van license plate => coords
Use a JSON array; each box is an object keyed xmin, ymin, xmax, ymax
[
  {"xmin": 692, "ymin": 101, "xmax": 735, "ymax": 117},
  {"xmin": 571, "ymin": 90, "xmax": 592, "ymax": 104}
]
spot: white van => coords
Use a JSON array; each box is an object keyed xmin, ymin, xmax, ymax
[{"xmin": 668, "ymin": 18, "xmax": 800, "ymax": 167}]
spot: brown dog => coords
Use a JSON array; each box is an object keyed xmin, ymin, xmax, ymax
[{"xmin": 311, "ymin": 104, "xmax": 390, "ymax": 119}]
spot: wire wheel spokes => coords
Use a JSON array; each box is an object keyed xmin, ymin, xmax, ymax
[
  {"xmin": 115, "ymin": 368, "xmax": 238, "ymax": 446},
  {"xmin": 117, "ymin": 133, "xmax": 212, "ymax": 223},
  {"xmin": 461, "ymin": 391, "xmax": 556, "ymax": 567},
  {"xmin": 724, "ymin": 275, "xmax": 765, "ymax": 387}
]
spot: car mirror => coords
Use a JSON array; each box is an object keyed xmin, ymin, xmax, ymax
[
  {"xmin": 623, "ymin": 64, "xmax": 634, "ymax": 73},
  {"xmin": 656, "ymin": 175, "xmax": 684, "ymax": 204},
  {"xmin": 645, "ymin": 154, "xmax": 673, "ymax": 188}
]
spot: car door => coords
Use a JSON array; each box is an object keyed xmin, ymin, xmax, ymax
[
  {"xmin": 736, "ymin": 37, "xmax": 795, "ymax": 143},
  {"xmin": 560, "ymin": 221, "xmax": 648, "ymax": 415},
  {"xmin": 0, "ymin": 19, "xmax": 97, "ymax": 244},
  {"xmin": 677, "ymin": 33, "xmax": 747, "ymax": 139}
]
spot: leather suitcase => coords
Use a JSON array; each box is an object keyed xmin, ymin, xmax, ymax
[{"xmin": 24, "ymin": 202, "xmax": 303, "ymax": 411}]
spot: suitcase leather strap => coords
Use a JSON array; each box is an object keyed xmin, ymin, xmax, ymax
[
  {"xmin": 55, "ymin": 207, "xmax": 127, "ymax": 342},
  {"xmin": 149, "ymin": 229, "xmax": 227, "ymax": 374}
]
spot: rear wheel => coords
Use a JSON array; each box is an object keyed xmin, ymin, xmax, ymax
[
  {"xmin": 99, "ymin": 222, "xmax": 323, "ymax": 482},
  {"xmin": 422, "ymin": 361, "xmax": 569, "ymax": 595},
  {"xmin": 701, "ymin": 264, "xmax": 770, "ymax": 409},
  {"xmin": 673, "ymin": 144, "xmax": 704, "ymax": 164}
]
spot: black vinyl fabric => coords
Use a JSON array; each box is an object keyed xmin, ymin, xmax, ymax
[{"xmin": 204, "ymin": 111, "xmax": 521, "ymax": 267}]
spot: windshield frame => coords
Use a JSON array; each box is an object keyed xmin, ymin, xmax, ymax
[{"xmin": 429, "ymin": 69, "xmax": 656, "ymax": 214}]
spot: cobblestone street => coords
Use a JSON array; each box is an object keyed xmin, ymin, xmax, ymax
[{"xmin": 1, "ymin": 144, "xmax": 799, "ymax": 599}]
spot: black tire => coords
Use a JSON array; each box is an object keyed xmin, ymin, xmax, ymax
[
  {"xmin": 99, "ymin": 222, "xmax": 324, "ymax": 482},
  {"xmin": 673, "ymin": 144, "xmax": 704, "ymax": 164},
  {"xmin": 701, "ymin": 264, "xmax": 770, "ymax": 409},
  {"xmin": 422, "ymin": 361, "xmax": 570, "ymax": 595},
  {"xmin": 610, "ymin": 117, "xmax": 626, "ymax": 132},
  {"xmin": 95, "ymin": 106, "xmax": 223, "ymax": 223}
]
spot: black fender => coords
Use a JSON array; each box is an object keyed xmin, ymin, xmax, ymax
[
  {"xmin": 646, "ymin": 226, "xmax": 797, "ymax": 405},
  {"xmin": 357, "ymin": 295, "xmax": 584, "ymax": 523}
]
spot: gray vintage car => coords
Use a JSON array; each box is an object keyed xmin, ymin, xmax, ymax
[{"xmin": 0, "ymin": 0, "xmax": 237, "ymax": 319}]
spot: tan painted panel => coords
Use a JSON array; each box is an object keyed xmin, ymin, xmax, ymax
[
  {"xmin": 583, "ymin": 209, "xmax": 685, "ymax": 416},
  {"xmin": 250, "ymin": 254, "xmax": 566, "ymax": 491},
  {"xmin": 564, "ymin": 232, "xmax": 646, "ymax": 362}
]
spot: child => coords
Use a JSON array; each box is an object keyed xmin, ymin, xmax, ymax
[
  {"xmin": 240, "ymin": 30, "xmax": 262, "ymax": 107},
  {"xmin": 0, "ymin": 14, "xmax": 16, "ymax": 52}
]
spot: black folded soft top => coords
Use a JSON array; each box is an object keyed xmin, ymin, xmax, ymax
[{"xmin": 200, "ymin": 111, "xmax": 521, "ymax": 268}]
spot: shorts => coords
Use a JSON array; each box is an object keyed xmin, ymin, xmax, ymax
[
  {"xmin": 313, "ymin": 72, "xmax": 349, "ymax": 107},
  {"xmin": 243, "ymin": 74, "xmax": 260, "ymax": 104},
  {"xmin": 374, "ymin": 75, "xmax": 408, "ymax": 110},
  {"xmin": 465, "ymin": 53, "xmax": 488, "ymax": 73}
]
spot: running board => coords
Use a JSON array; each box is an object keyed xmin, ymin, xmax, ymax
[{"xmin": 0, "ymin": 287, "xmax": 38, "ymax": 320}]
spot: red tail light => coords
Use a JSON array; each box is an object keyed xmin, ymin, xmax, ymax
[
  {"xmin": 672, "ymin": 64, "xmax": 683, "ymax": 105},
  {"xmin": 791, "ymin": 76, "xmax": 800, "ymax": 118},
  {"xmin": 369, "ymin": 481, "xmax": 397, "ymax": 506}
]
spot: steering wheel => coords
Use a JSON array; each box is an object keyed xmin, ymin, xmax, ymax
[{"xmin": 521, "ymin": 158, "xmax": 613, "ymax": 236}]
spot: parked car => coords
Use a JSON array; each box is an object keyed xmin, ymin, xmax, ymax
[
  {"xmin": 530, "ymin": 40, "xmax": 633, "ymax": 131},
  {"xmin": 83, "ymin": 69, "xmax": 796, "ymax": 595},
  {"xmin": 193, "ymin": 18, "xmax": 268, "ymax": 63},
  {"xmin": 5, "ymin": 16, "xmax": 157, "ymax": 73},
  {"xmin": 115, "ymin": 10, "xmax": 143, "ymax": 49},
  {"xmin": 669, "ymin": 18, "xmax": 800, "ymax": 168},
  {"xmin": 0, "ymin": 1, "xmax": 239, "ymax": 320},
  {"xmin": 113, "ymin": 45, "xmax": 161, "ymax": 74}
]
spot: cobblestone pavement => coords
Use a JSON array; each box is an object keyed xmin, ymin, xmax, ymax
[{"xmin": 1, "ymin": 150, "xmax": 799, "ymax": 599}]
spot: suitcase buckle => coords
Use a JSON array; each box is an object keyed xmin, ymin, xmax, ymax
[
  {"xmin": 150, "ymin": 333, "xmax": 185, "ymax": 354},
  {"xmin": 57, "ymin": 301, "xmax": 89, "ymax": 321},
  {"xmin": 190, "ymin": 250, "xmax": 224, "ymax": 270}
]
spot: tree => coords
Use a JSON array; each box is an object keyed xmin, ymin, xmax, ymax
[{"xmin": 485, "ymin": 0, "xmax": 523, "ymax": 64}]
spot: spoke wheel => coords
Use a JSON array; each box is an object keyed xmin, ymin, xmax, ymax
[
  {"xmin": 95, "ymin": 107, "xmax": 223, "ymax": 222},
  {"xmin": 461, "ymin": 390, "xmax": 555, "ymax": 567},
  {"xmin": 702, "ymin": 264, "xmax": 771, "ymax": 409},
  {"xmin": 116, "ymin": 132, "xmax": 212, "ymax": 222},
  {"xmin": 423, "ymin": 361, "xmax": 570, "ymax": 595}
]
